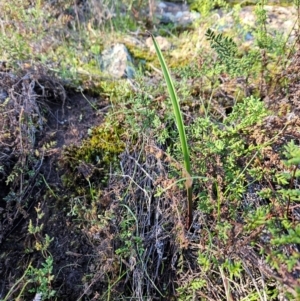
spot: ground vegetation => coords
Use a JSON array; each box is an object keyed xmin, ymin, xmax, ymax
[{"xmin": 0, "ymin": 0, "xmax": 299, "ymax": 300}]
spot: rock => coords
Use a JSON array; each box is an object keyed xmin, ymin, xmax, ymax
[
  {"xmin": 217, "ymin": 5, "xmax": 297, "ymax": 42},
  {"xmin": 99, "ymin": 44, "xmax": 135, "ymax": 79},
  {"xmin": 155, "ymin": 1, "xmax": 200, "ymax": 26},
  {"xmin": 145, "ymin": 36, "xmax": 171, "ymax": 52}
]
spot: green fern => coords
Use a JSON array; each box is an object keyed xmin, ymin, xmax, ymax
[
  {"xmin": 205, "ymin": 28, "xmax": 237, "ymax": 61},
  {"xmin": 205, "ymin": 28, "xmax": 240, "ymax": 76},
  {"xmin": 205, "ymin": 28, "xmax": 260, "ymax": 77}
]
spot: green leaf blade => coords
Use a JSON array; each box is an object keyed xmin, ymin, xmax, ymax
[{"xmin": 150, "ymin": 33, "xmax": 193, "ymax": 228}]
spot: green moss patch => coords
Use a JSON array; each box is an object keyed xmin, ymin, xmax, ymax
[{"xmin": 61, "ymin": 122, "xmax": 126, "ymax": 190}]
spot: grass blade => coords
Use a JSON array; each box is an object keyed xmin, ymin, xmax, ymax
[{"xmin": 149, "ymin": 33, "xmax": 193, "ymax": 228}]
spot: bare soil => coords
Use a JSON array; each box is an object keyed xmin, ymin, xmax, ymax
[{"xmin": 0, "ymin": 67, "xmax": 106, "ymax": 300}]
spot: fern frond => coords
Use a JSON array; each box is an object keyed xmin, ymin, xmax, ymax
[
  {"xmin": 205, "ymin": 28, "xmax": 260, "ymax": 77},
  {"xmin": 205, "ymin": 28, "xmax": 237, "ymax": 60}
]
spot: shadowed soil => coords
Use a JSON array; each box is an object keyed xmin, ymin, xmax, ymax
[{"xmin": 0, "ymin": 68, "xmax": 106, "ymax": 300}]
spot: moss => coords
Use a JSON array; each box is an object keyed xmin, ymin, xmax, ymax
[
  {"xmin": 124, "ymin": 42, "xmax": 159, "ymax": 70},
  {"xmin": 126, "ymin": 41, "xmax": 196, "ymax": 72},
  {"xmin": 227, "ymin": 0, "xmax": 293, "ymax": 6},
  {"xmin": 168, "ymin": 56, "xmax": 193, "ymax": 69},
  {"xmin": 61, "ymin": 122, "xmax": 126, "ymax": 190},
  {"xmin": 86, "ymin": 124, "xmax": 125, "ymax": 163},
  {"xmin": 188, "ymin": 0, "xmax": 294, "ymax": 9}
]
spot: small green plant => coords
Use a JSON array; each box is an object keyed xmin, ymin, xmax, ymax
[
  {"xmin": 222, "ymin": 258, "xmax": 243, "ymax": 280},
  {"xmin": 189, "ymin": 0, "xmax": 228, "ymax": 17},
  {"xmin": 26, "ymin": 257, "xmax": 56, "ymax": 300},
  {"xmin": 26, "ymin": 204, "xmax": 54, "ymax": 257},
  {"xmin": 116, "ymin": 204, "xmax": 144, "ymax": 258},
  {"xmin": 1, "ymin": 204, "xmax": 55, "ymax": 301},
  {"xmin": 205, "ymin": 28, "xmax": 261, "ymax": 78},
  {"xmin": 260, "ymin": 141, "xmax": 300, "ymax": 282},
  {"xmin": 279, "ymin": 140, "xmax": 300, "ymax": 207},
  {"xmin": 150, "ymin": 33, "xmax": 193, "ymax": 228},
  {"xmin": 26, "ymin": 204, "xmax": 56, "ymax": 300},
  {"xmin": 176, "ymin": 277, "xmax": 207, "ymax": 301},
  {"xmin": 188, "ymin": 95, "xmax": 269, "ymax": 217}
]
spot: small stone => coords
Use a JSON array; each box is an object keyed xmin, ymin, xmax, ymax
[
  {"xmin": 99, "ymin": 44, "xmax": 135, "ymax": 79},
  {"xmin": 146, "ymin": 36, "xmax": 171, "ymax": 53},
  {"xmin": 156, "ymin": 1, "xmax": 200, "ymax": 26}
]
